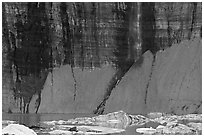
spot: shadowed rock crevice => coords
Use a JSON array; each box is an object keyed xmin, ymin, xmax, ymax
[
  {"xmin": 93, "ymin": 61, "xmax": 134, "ymax": 114},
  {"xmin": 71, "ymin": 67, "xmax": 77, "ymax": 101},
  {"xmin": 144, "ymin": 55, "xmax": 156, "ymax": 104},
  {"xmin": 28, "ymin": 70, "xmax": 49, "ymax": 113},
  {"xmin": 141, "ymin": 2, "xmax": 156, "ymax": 104},
  {"xmin": 35, "ymin": 96, "xmax": 40, "ymax": 113}
]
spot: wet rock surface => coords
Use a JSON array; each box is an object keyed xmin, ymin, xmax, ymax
[{"xmin": 2, "ymin": 111, "xmax": 202, "ymax": 135}]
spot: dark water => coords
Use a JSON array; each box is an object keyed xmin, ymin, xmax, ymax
[
  {"xmin": 2, "ymin": 113, "xmax": 95, "ymax": 127},
  {"xmin": 2, "ymin": 113, "xmax": 154, "ymax": 135}
]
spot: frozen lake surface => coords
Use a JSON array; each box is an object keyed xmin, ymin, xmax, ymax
[
  {"xmin": 2, "ymin": 113, "xmax": 143, "ymax": 135},
  {"xmin": 2, "ymin": 112, "xmax": 202, "ymax": 135}
]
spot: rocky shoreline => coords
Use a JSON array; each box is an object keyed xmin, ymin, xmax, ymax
[{"xmin": 2, "ymin": 111, "xmax": 202, "ymax": 135}]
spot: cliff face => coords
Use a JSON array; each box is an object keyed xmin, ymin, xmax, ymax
[
  {"xmin": 104, "ymin": 51, "xmax": 154, "ymax": 114},
  {"xmin": 146, "ymin": 38, "xmax": 202, "ymax": 114},
  {"xmin": 2, "ymin": 2, "xmax": 202, "ymax": 114},
  {"xmin": 38, "ymin": 38, "xmax": 201, "ymax": 114},
  {"xmin": 105, "ymin": 38, "xmax": 201, "ymax": 115},
  {"xmin": 38, "ymin": 65, "xmax": 116, "ymax": 113}
]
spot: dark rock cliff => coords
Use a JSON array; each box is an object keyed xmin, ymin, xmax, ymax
[{"xmin": 2, "ymin": 2, "xmax": 202, "ymax": 114}]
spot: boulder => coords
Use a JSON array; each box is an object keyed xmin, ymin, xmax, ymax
[
  {"xmin": 2, "ymin": 124, "xmax": 37, "ymax": 135},
  {"xmin": 104, "ymin": 51, "xmax": 154, "ymax": 114},
  {"xmin": 38, "ymin": 64, "xmax": 115, "ymax": 113},
  {"xmin": 146, "ymin": 38, "xmax": 202, "ymax": 114}
]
